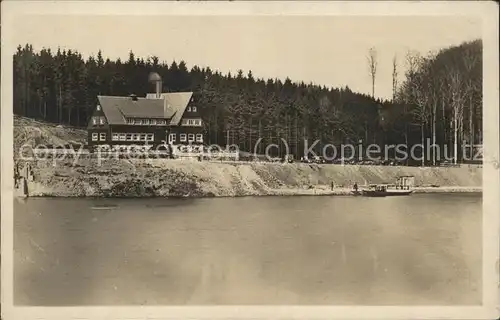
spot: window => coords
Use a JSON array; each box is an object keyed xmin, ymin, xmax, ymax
[
  {"xmin": 151, "ymin": 119, "xmax": 157, "ymax": 125},
  {"xmin": 92, "ymin": 117, "xmax": 98, "ymax": 125},
  {"xmin": 187, "ymin": 106, "xmax": 191, "ymax": 112},
  {"xmin": 99, "ymin": 117, "xmax": 106, "ymax": 125},
  {"xmin": 119, "ymin": 133, "xmax": 126, "ymax": 141},
  {"xmin": 92, "ymin": 133, "xmax": 98, "ymax": 141},
  {"xmin": 146, "ymin": 133, "xmax": 154, "ymax": 141},
  {"xmin": 135, "ymin": 119, "xmax": 143, "ymax": 125},
  {"xmin": 144, "ymin": 119, "xmax": 150, "ymax": 125},
  {"xmin": 192, "ymin": 106, "xmax": 197, "ymax": 112},
  {"xmin": 182, "ymin": 118, "xmax": 202, "ymax": 126},
  {"xmin": 196, "ymin": 134, "xmax": 203, "ymax": 143},
  {"xmin": 127, "ymin": 118, "xmax": 134, "ymax": 124},
  {"xmin": 112, "ymin": 133, "xmax": 119, "ymax": 141},
  {"xmin": 140, "ymin": 134, "xmax": 147, "ymax": 141},
  {"xmin": 180, "ymin": 134, "xmax": 187, "ymax": 142},
  {"xmin": 99, "ymin": 133, "xmax": 106, "ymax": 141},
  {"xmin": 96, "ymin": 105, "xmax": 101, "ymax": 111},
  {"xmin": 188, "ymin": 134, "xmax": 195, "ymax": 142},
  {"xmin": 169, "ymin": 133, "xmax": 176, "ymax": 143}
]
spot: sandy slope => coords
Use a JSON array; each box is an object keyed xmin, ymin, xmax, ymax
[{"xmin": 16, "ymin": 158, "xmax": 482, "ymax": 198}]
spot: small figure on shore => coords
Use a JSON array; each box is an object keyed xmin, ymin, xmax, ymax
[
  {"xmin": 22, "ymin": 177, "xmax": 29, "ymax": 197},
  {"xmin": 353, "ymin": 182, "xmax": 358, "ymax": 192},
  {"xmin": 331, "ymin": 181, "xmax": 334, "ymax": 190},
  {"xmin": 14, "ymin": 165, "xmax": 20, "ymax": 188},
  {"xmin": 29, "ymin": 166, "xmax": 35, "ymax": 181}
]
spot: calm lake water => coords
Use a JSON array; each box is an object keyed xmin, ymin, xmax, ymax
[{"xmin": 14, "ymin": 194, "xmax": 482, "ymax": 306}]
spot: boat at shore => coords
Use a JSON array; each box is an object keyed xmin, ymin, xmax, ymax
[
  {"xmin": 358, "ymin": 176, "xmax": 415, "ymax": 197},
  {"xmin": 361, "ymin": 185, "xmax": 413, "ymax": 197}
]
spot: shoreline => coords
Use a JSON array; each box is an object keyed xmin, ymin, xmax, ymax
[
  {"xmin": 15, "ymin": 185, "xmax": 482, "ymax": 199},
  {"xmin": 13, "ymin": 158, "xmax": 482, "ymax": 199}
]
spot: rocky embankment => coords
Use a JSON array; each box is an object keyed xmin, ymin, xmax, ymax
[
  {"xmin": 14, "ymin": 115, "xmax": 87, "ymax": 157},
  {"xmin": 17, "ymin": 158, "xmax": 482, "ymax": 198}
]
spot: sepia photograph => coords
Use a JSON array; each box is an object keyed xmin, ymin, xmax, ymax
[{"xmin": 1, "ymin": 1, "xmax": 499, "ymax": 319}]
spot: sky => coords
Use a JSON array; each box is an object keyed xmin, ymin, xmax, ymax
[{"xmin": 11, "ymin": 14, "xmax": 481, "ymax": 100}]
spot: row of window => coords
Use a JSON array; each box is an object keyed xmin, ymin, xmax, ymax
[
  {"xmin": 112, "ymin": 133, "xmax": 154, "ymax": 142},
  {"xmin": 126, "ymin": 118, "xmax": 168, "ymax": 125},
  {"xmin": 169, "ymin": 133, "xmax": 203, "ymax": 143},
  {"xmin": 181, "ymin": 118, "xmax": 202, "ymax": 126},
  {"xmin": 91, "ymin": 132, "xmax": 154, "ymax": 142},
  {"xmin": 93, "ymin": 117, "xmax": 200, "ymax": 126},
  {"xmin": 92, "ymin": 116, "xmax": 106, "ymax": 126},
  {"xmin": 91, "ymin": 133, "xmax": 107, "ymax": 141}
]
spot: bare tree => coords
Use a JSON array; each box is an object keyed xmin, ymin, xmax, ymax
[
  {"xmin": 401, "ymin": 51, "xmax": 433, "ymax": 166},
  {"xmin": 422, "ymin": 52, "xmax": 438, "ymax": 166},
  {"xmin": 392, "ymin": 54, "xmax": 398, "ymax": 102},
  {"xmin": 428, "ymin": 69, "xmax": 444, "ymax": 166},
  {"xmin": 367, "ymin": 47, "xmax": 378, "ymax": 98},
  {"xmin": 447, "ymin": 65, "xmax": 466, "ymax": 165},
  {"xmin": 462, "ymin": 46, "xmax": 479, "ymax": 158},
  {"xmin": 412, "ymin": 65, "xmax": 431, "ymax": 167},
  {"xmin": 402, "ymin": 50, "xmax": 422, "ymax": 163}
]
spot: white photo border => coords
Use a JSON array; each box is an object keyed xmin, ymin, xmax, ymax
[{"xmin": 1, "ymin": 1, "xmax": 499, "ymax": 319}]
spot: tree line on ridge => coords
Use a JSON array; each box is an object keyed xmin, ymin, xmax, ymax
[{"xmin": 13, "ymin": 39, "xmax": 482, "ymax": 164}]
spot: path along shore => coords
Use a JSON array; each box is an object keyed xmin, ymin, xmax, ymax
[{"xmin": 265, "ymin": 186, "xmax": 482, "ymax": 197}]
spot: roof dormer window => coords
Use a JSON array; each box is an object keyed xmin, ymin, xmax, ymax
[{"xmin": 96, "ymin": 105, "xmax": 101, "ymax": 111}]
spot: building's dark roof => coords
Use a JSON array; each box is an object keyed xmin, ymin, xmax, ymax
[
  {"xmin": 97, "ymin": 92, "xmax": 193, "ymax": 126},
  {"xmin": 165, "ymin": 92, "xmax": 193, "ymax": 126}
]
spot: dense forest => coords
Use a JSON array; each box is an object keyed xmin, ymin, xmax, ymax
[{"xmin": 13, "ymin": 39, "xmax": 482, "ymax": 164}]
